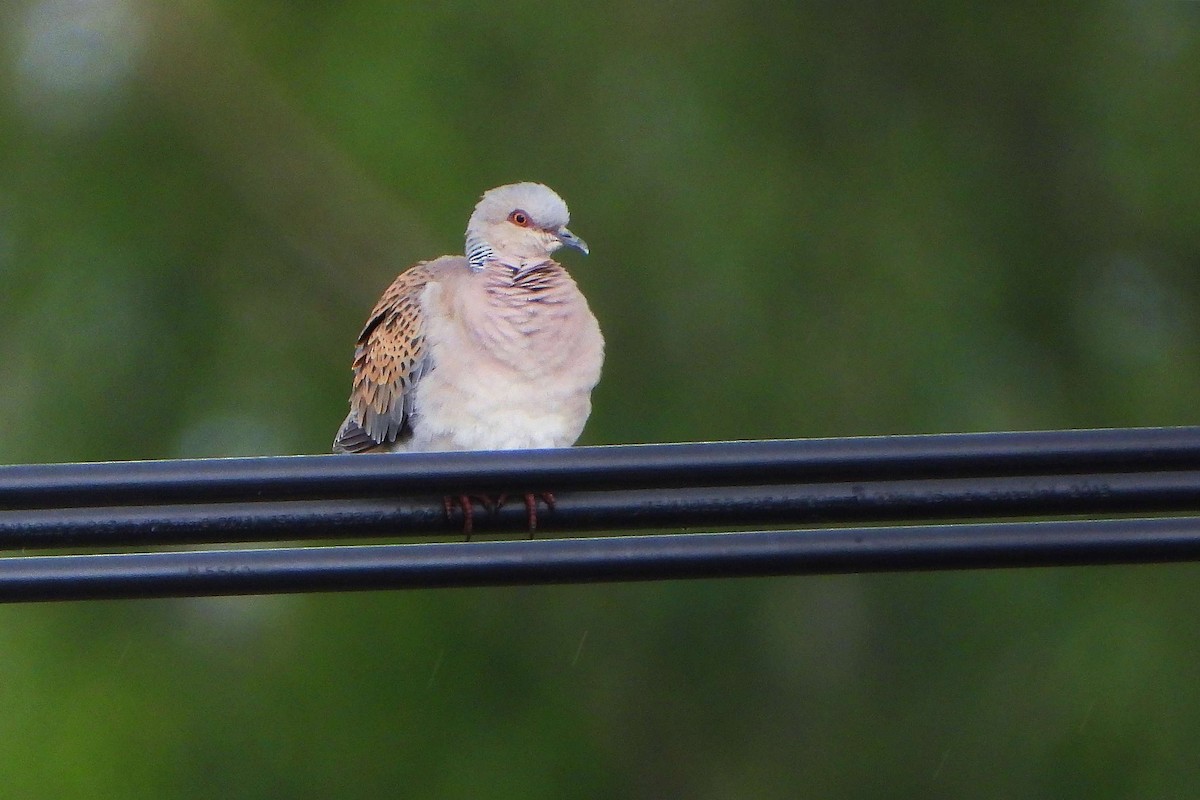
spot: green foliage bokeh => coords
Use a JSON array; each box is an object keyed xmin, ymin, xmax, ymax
[{"xmin": 2, "ymin": 2, "xmax": 1200, "ymax": 796}]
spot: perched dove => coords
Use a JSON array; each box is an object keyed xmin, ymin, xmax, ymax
[{"xmin": 333, "ymin": 183, "xmax": 604, "ymax": 528}]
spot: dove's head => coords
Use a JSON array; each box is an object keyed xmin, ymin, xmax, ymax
[{"xmin": 465, "ymin": 182, "xmax": 588, "ymax": 270}]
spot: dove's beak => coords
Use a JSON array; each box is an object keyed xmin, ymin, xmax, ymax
[{"xmin": 555, "ymin": 227, "xmax": 589, "ymax": 255}]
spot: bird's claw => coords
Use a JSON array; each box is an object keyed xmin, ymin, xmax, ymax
[{"xmin": 444, "ymin": 492, "xmax": 557, "ymax": 539}]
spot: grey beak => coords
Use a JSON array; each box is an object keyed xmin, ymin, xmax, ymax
[{"xmin": 556, "ymin": 226, "xmax": 589, "ymax": 255}]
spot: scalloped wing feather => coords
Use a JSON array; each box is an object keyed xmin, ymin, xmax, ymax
[{"xmin": 333, "ymin": 262, "xmax": 437, "ymax": 453}]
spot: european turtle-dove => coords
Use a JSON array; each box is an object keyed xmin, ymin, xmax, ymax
[{"xmin": 333, "ymin": 183, "xmax": 604, "ymax": 529}]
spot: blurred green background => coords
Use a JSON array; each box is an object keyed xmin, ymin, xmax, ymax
[{"xmin": 2, "ymin": 1, "xmax": 1200, "ymax": 796}]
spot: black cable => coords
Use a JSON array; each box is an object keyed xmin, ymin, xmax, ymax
[
  {"xmin": 2, "ymin": 516, "xmax": 1198, "ymax": 603},
  {"xmin": 2, "ymin": 469, "xmax": 1200, "ymax": 549},
  {"xmin": 3, "ymin": 426, "xmax": 1200, "ymax": 509}
]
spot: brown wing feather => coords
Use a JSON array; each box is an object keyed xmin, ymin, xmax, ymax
[{"xmin": 333, "ymin": 263, "xmax": 436, "ymax": 453}]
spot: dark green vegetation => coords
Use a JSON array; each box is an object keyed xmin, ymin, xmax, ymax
[{"xmin": 1, "ymin": 2, "xmax": 1199, "ymax": 796}]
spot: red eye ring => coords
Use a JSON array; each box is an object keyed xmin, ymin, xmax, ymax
[{"xmin": 507, "ymin": 210, "xmax": 531, "ymax": 227}]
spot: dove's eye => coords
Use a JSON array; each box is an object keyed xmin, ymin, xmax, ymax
[{"xmin": 508, "ymin": 210, "xmax": 530, "ymax": 227}]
